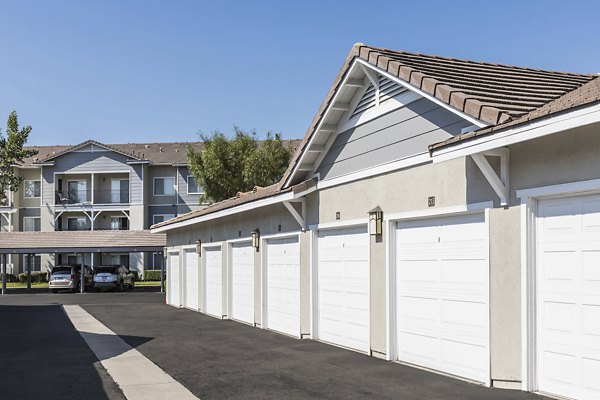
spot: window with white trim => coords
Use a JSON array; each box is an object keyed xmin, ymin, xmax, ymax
[
  {"xmin": 110, "ymin": 216, "xmax": 129, "ymax": 230},
  {"xmin": 22, "ymin": 217, "xmax": 41, "ymax": 232},
  {"xmin": 23, "ymin": 254, "xmax": 41, "ymax": 272},
  {"xmin": 153, "ymin": 214, "xmax": 175, "ymax": 225},
  {"xmin": 153, "ymin": 177, "xmax": 175, "ymax": 196},
  {"xmin": 24, "ymin": 180, "xmax": 41, "ymax": 198},
  {"xmin": 187, "ymin": 176, "xmax": 203, "ymax": 195}
]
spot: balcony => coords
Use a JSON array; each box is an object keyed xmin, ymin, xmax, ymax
[{"xmin": 55, "ymin": 189, "xmax": 130, "ymax": 205}]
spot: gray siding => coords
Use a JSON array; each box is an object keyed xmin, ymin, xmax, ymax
[
  {"xmin": 177, "ymin": 166, "xmax": 203, "ymax": 206},
  {"xmin": 41, "ymin": 151, "xmax": 142, "ymax": 206},
  {"xmin": 317, "ymin": 98, "xmax": 472, "ymax": 180},
  {"xmin": 148, "ymin": 205, "xmax": 178, "ymax": 228}
]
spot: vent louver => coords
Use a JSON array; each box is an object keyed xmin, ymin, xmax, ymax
[{"xmin": 349, "ymin": 76, "xmax": 407, "ymax": 119}]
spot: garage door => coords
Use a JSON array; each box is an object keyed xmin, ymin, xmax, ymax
[
  {"xmin": 536, "ymin": 195, "xmax": 600, "ymax": 400},
  {"xmin": 318, "ymin": 226, "xmax": 369, "ymax": 353},
  {"xmin": 168, "ymin": 252, "xmax": 181, "ymax": 307},
  {"xmin": 184, "ymin": 249, "xmax": 199, "ymax": 311},
  {"xmin": 230, "ymin": 242, "xmax": 254, "ymax": 325},
  {"xmin": 204, "ymin": 246, "xmax": 223, "ymax": 318},
  {"xmin": 265, "ymin": 237, "xmax": 300, "ymax": 337},
  {"xmin": 396, "ymin": 213, "xmax": 488, "ymax": 383}
]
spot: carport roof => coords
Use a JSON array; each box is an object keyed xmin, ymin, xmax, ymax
[{"xmin": 0, "ymin": 230, "xmax": 166, "ymax": 254}]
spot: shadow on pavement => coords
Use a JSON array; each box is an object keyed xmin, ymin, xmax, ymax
[{"xmin": 0, "ymin": 305, "xmax": 152, "ymax": 400}]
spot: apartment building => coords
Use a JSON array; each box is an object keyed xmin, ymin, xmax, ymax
[{"xmin": 0, "ymin": 140, "xmax": 206, "ymax": 276}]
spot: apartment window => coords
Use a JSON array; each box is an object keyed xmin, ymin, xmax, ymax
[
  {"xmin": 23, "ymin": 255, "xmax": 41, "ymax": 272},
  {"xmin": 110, "ymin": 216, "xmax": 129, "ymax": 231},
  {"xmin": 67, "ymin": 217, "xmax": 88, "ymax": 231},
  {"xmin": 67, "ymin": 180, "xmax": 87, "ymax": 203},
  {"xmin": 153, "ymin": 177, "xmax": 175, "ymax": 196},
  {"xmin": 110, "ymin": 179, "xmax": 129, "ymax": 203},
  {"xmin": 24, "ymin": 180, "xmax": 41, "ymax": 198},
  {"xmin": 187, "ymin": 176, "xmax": 203, "ymax": 195},
  {"xmin": 153, "ymin": 214, "xmax": 175, "ymax": 225},
  {"xmin": 152, "ymin": 252, "xmax": 164, "ymax": 269},
  {"xmin": 22, "ymin": 217, "xmax": 41, "ymax": 232}
]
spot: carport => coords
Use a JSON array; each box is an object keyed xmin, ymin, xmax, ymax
[{"xmin": 0, "ymin": 230, "xmax": 166, "ymax": 294}]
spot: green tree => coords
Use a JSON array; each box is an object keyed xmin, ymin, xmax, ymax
[
  {"xmin": 0, "ymin": 111, "xmax": 37, "ymax": 205},
  {"xmin": 187, "ymin": 128, "xmax": 292, "ymax": 202}
]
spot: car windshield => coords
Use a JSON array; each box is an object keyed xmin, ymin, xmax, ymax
[
  {"xmin": 52, "ymin": 267, "xmax": 72, "ymax": 274},
  {"xmin": 95, "ymin": 267, "xmax": 117, "ymax": 274}
]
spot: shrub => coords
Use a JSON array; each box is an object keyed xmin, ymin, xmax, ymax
[
  {"xmin": 4, "ymin": 274, "xmax": 18, "ymax": 283},
  {"xmin": 143, "ymin": 270, "xmax": 162, "ymax": 281},
  {"xmin": 130, "ymin": 271, "xmax": 140, "ymax": 281},
  {"xmin": 17, "ymin": 271, "xmax": 48, "ymax": 283}
]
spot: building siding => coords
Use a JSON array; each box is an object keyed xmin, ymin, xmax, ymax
[{"xmin": 317, "ymin": 98, "xmax": 472, "ymax": 181}]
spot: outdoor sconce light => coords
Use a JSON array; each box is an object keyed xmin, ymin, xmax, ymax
[
  {"xmin": 251, "ymin": 228, "xmax": 260, "ymax": 251},
  {"xmin": 368, "ymin": 206, "xmax": 383, "ymax": 236},
  {"xmin": 195, "ymin": 240, "xmax": 201, "ymax": 256}
]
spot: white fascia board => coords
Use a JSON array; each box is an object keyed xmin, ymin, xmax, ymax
[
  {"xmin": 151, "ymin": 191, "xmax": 297, "ymax": 233},
  {"xmin": 355, "ymin": 59, "xmax": 488, "ymax": 129},
  {"xmin": 284, "ymin": 58, "xmax": 487, "ymax": 189},
  {"xmin": 316, "ymin": 153, "xmax": 431, "ymax": 191},
  {"xmin": 283, "ymin": 61, "xmax": 364, "ymax": 188},
  {"xmin": 432, "ymin": 102, "xmax": 600, "ymax": 162}
]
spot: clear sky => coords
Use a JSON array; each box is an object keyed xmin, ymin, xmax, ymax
[{"xmin": 1, "ymin": 0, "xmax": 598, "ymax": 146}]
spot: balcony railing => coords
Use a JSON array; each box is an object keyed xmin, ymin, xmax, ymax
[{"xmin": 55, "ymin": 190, "xmax": 130, "ymax": 205}]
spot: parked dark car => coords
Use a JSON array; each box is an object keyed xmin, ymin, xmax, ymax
[
  {"xmin": 93, "ymin": 266, "xmax": 135, "ymax": 291},
  {"xmin": 49, "ymin": 264, "xmax": 93, "ymax": 293}
]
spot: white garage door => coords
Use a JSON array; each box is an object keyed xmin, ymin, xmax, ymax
[
  {"xmin": 204, "ymin": 246, "xmax": 223, "ymax": 318},
  {"xmin": 184, "ymin": 249, "xmax": 199, "ymax": 311},
  {"xmin": 230, "ymin": 242, "xmax": 255, "ymax": 325},
  {"xmin": 265, "ymin": 237, "xmax": 300, "ymax": 337},
  {"xmin": 396, "ymin": 213, "xmax": 489, "ymax": 383},
  {"xmin": 318, "ymin": 226, "xmax": 369, "ymax": 353},
  {"xmin": 536, "ymin": 194, "xmax": 600, "ymax": 400},
  {"xmin": 168, "ymin": 252, "xmax": 181, "ymax": 307}
]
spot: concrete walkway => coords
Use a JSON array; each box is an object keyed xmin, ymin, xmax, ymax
[{"xmin": 63, "ymin": 305, "xmax": 198, "ymax": 400}]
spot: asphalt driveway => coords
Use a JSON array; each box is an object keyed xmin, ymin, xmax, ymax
[
  {"xmin": 1, "ymin": 291, "xmax": 549, "ymax": 400},
  {"xmin": 84, "ymin": 301, "xmax": 546, "ymax": 400}
]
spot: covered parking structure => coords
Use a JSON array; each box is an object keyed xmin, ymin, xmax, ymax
[{"xmin": 0, "ymin": 230, "xmax": 166, "ymax": 294}]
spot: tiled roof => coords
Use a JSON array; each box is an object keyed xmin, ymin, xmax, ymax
[
  {"xmin": 430, "ymin": 75, "xmax": 600, "ymax": 151},
  {"xmin": 0, "ymin": 230, "xmax": 166, "ymax": 253},
  {"xmin": 150, "ymin": 178, "xmax": 316, "ymax": 230},
  {"xmin": 21, "ymin": 139, "xmax": 300, "ymax": 167},
  {"xmin": 280, "ymin": 43, "xmax": 596, "ymax": 188},
  {"xmin": 356, "ymin": 45, "xmax": 595, "ymax": 125}
]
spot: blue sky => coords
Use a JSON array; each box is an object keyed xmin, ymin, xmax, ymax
[{"xmin": 1, "ymin": 0, "xmax": 598, "ymax": 146}]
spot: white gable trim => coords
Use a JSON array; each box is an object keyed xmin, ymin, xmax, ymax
[
  {"xmin": 431, "ymin": 102, "xmax": 600, "ymax": 162},
  {"xmin": 355, "ymin": 59, "xmax": 488, "ymax": 128},
  {"xmin": 283, "ymin": 59, "xmax": 486, "ymax": 189}
]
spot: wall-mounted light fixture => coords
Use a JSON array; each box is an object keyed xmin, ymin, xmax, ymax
[
  {"xmin": 195, "ymin": 240, "xmax": 202, "ymax": 256},
  {"xmin": 368, "ymin": 206, "xmax": 383, "ymax": 236},
  {"xmin": 251, "ymin": 228, "xmax": 260, "ymax": 251}
]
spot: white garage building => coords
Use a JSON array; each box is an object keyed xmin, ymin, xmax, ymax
[{"xmin": 152, "ymin": 43, "xmax": 600, "ymax": 399}]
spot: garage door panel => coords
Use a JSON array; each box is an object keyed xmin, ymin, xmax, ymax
[
  {"xmin": 441, "ymin": 339, "xmax": 487, "ymax": 377},
  {"xmin": 231, "ymin": 242, "xmax": 254, "ymax": 325},
  {"xmin": 396, "ymin": 213, "xmax": 488, "ymax": 383},
  {"xmin": 318, "ymin": 227, "xmax": 369, "ymax": 353},
  {"xmin": 184, "ymin": 250, "xmax": 199, "ymax": 311},
  {"xmin": 266, "ymin": 237, "xmax": 300, "ymax": 337},
  {"xmin": 168, "ymin": 253, "xmax": 181, "ymax": 307},
  {"xmin": 204, "ymin": 247, "xmax": 222, "ymax": 318},
  {"xmin": 537, "ymin": 194, "xmax": 600, "ymax": 399}
]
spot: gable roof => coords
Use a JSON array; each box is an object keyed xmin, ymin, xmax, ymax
[
  {"xmin": 153, "ymin": 43, "xmax": 598, "ymax": 231},
  {"xmin": 281, "ymin": 43, "xmax": 596, "ymax": 188},
  {"xmin": 31, "ymin": 140, "xmax": 147, "ymax": 164},
  {"xmin": 23, "ymin": 139, "xmax": 300, "ymax": 167},
  {"xmin": 430, "ymin": 75, "xmax": 600, "ymax": 151}
]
